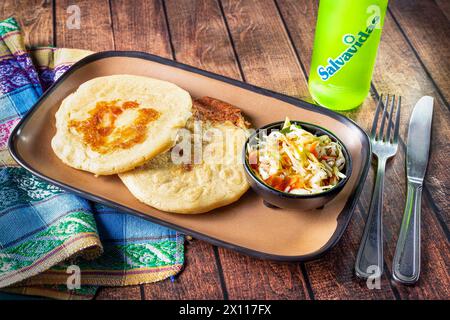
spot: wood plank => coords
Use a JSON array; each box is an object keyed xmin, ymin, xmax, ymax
[
  {"xmin": 220, "ymin": 0, "xmax": 391, "ymax": 299},
  {"xmin": 110, "ymin": 0, "xmax": 172, "ymax": 57},
  {"xmin": 0, "ymin": 0, "xmax": 134, "ymax": 300},
  {"xmin": 389, "ymin": 0, "xmax": 450, "ymax": 104},
  {"xmin": 357, "ymin": 140, "xmax": 450, "ymax": 299},
  {"xmin": 219, "ymin": 250, "xmax": 309, "ymax": 299},
  {"xmin": 278, "ymin": 0, "xmax": 450, "ymax": 230},
  {"xmin": 274, "ymin": 0, "xmax": 317, "ymax": 74},
  {"xmin": 435, "ymin": 0, "xmax": 450, "ymax": 21},
  {"xmin": 225, "ymin": 0, "xmax": 393, "ymax": 300},
  {"xmin": 277, "ymin": 0, "xmax": 450, "ymax": 230},
  {"xmin": 165, "ymin": 0, "xmax": 240, "ymax": 79},
  {"xmin": 358, "ymin": 10, "xmax": 450, "ymax": 299},
  {"xmin": 274, "ymin": 0, "xmax": 375, "ymax": 128},
  {"xmin": 372, "ymin": 11, "xmax": 450, "ymax": 230},
  {"xmin": 277, "ymin": 0, "xmax": 450, "ymax": 299},
  {"xmin": 0, "ymin": 0, "xmax": 53, "ymax": 46},
  {"xmin": 55, "ymin": 0, "xmax": 114, "ymax": 50},
  {"xmin": 221, "ymin": 0, "xmax": 308, "ymax": 98},
  {"xmin": 143, "ymin": 240, "xmax": 224, "ymax": 299},
  {"xmin": 7, "ymin": 0, "xmax": 447, "ymax": 300},
  {"xmin": 95, "ymin": 285, "xmax": 142, "ymax": 300},
  {"xmin": 366, "ymin": 96, "xmax": 450, "ymax": 298},
  {"xmin": 390, "ymin": 201, "xmax": 450, "ymax": 299},
  {"xmin": 165, "ymin": 0, "xmax": 310, "ymax": 299},
  {"xmin": 54, "ymin": 0, "xmax": 135, "ymax": 299},
  {"xmin": 304, "ymin": 204, "xmax": 397, "ymax": 300},
  {"xmin": 108, "ymin": 0, "xmax": 224, "ymax": 299}
]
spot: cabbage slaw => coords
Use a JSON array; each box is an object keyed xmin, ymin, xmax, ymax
[{"xmin": 247, "ymin": 118, "xmax": 346, "ymax": 195}]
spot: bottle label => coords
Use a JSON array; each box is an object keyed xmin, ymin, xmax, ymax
[{"xmin": 317, "ymin": 16, "xmax": 380, "ymax": 81}]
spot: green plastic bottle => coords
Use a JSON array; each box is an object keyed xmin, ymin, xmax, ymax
[{"xmin": 308, "ymin": 0, "xmax": 388, "ymax": 110}]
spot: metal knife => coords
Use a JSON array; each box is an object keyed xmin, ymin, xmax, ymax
[{"xmin": 392, "ymin": 96, "xmax": 434, "ymax": 285}]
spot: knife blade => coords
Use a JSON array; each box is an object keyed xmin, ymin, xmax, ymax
[
  {"xmin": 392, "ymin": 95, "xmax": 433, "ymax": 285},
  {"xmin": 406, "ymin": 96, "xmax": 434, "ymax": 181}
]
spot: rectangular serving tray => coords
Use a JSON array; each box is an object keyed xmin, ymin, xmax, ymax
[{"xmin": 9, "ymin": 51, "xmax": 371, "ymax": 261}]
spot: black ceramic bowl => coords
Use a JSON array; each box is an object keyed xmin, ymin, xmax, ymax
[{"xmin": 243, "ymin": 121, "xmax": 352, "ymax": 210}]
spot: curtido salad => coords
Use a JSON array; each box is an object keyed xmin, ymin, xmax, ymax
[{"xmin": 247, "ymin": 118, "xmax": 346, "ymax": 195}]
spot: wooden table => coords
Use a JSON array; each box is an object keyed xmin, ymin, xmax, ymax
[{"xmin": 2, "ymin": 0, "xmax": 449, "ymax": 300}]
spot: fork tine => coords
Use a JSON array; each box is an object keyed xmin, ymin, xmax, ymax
[
  {"xmin": 393, "ymin": 96, "xmax": 401, "ymax": 143},
  {"xmin": 371, "ymin": 94, "xmax": 383, "ymax": 139},
  {"xmin": 378, "ymin": 94, "xmax": 389, "ymax": 141},
  {"xmin": 386, "ymin": 95, "xmax": 396, "ymax": 142}
]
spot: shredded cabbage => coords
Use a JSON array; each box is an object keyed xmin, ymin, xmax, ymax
[{"xmin": 248, "ymin": 117, "xmax": 346, "ymax": 194}]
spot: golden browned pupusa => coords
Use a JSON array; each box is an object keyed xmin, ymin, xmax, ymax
[
  {"xmin": 51, "ymin": 75, "xmax": 192, "ymax": 175},
  {"xmin": 119, "ymin": 97, "xmax": 252, "ymax": 214}
]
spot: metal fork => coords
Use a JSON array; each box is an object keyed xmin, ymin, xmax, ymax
[{"xmin": 355, "ymin": 94, "xmax": 401, "ymax": 279}]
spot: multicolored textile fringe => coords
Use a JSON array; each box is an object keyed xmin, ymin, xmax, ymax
[{"xmin": 0, "ymin": 17, "xmax": 184, "ymax": 300}]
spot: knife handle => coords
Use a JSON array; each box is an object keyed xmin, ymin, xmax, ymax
[
  {"xmin": 392, "ymin": 179, "xmax": 422, "ymax": 285},
  {"xmin": 355, "ymin": 159, "xmax": 385, "ymax": 280}
]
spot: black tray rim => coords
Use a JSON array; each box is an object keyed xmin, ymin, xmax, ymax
[{"xmin": 8, "ymin": 50, "xmax": 372, "ymax": 262}]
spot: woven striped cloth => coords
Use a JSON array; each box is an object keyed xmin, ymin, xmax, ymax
[{"xmin": 0, "ymin": 17, "xmax": 183, "ymax": 300}]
